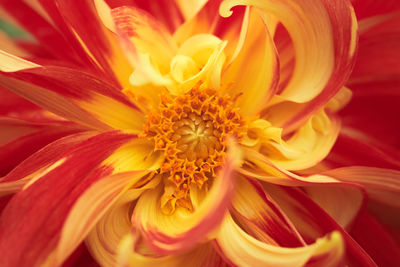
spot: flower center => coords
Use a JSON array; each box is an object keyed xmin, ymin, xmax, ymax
[{"xmin": 144, "ymin": 87, "xmax": 243, "ymax": 213}]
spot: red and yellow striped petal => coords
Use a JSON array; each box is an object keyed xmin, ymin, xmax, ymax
[
  {"xmin": 323, "ymin": 166, "xmax": 400, "ymax": 207},
  {"xmin": 0, "ymin": 51, "xmax": 144, "ymax": 132},
  {"xmin": 0, "ymin": 0, "xmax": 80, "ymax": 62},
  {"xmin": 38, "ymin": 0, "xmax": 134, "ymax": 87},
  {"xmin": 263, "ymin": 185, "xmax": 376, "ymax": 266},
  {"xmin": 0, "ymin": 131, "xmax": 95, "ymax": 196},
  {"xmin": 303, "ymin": 185, "xmax": 364, "ymax": 229},
  {"xmin": 45, "ymin": 171, "xmax": 148, "ymax": 266},
  {"xmin": 231, "ymin": 176, "xmax": 305, "ymax": 247},
  {"xmin": 86, "ymin": 176, "xmax": 162, "ymax": 267},
  {"xmin": 0, "ymin": 131, "xmax": 137, "ymax": 266},
  {"xmin": 132, "ymin": 148, "xmax": 238, "ymax": 255},
  {"xmin": 216, "ymin": 214, "xmax": 344, "ymax": 267},
  {"xmin": 0, "ymin": 118, "xmax": 87, "ymax": 177},
  {"xmin": 174, "ymin": 0, "xmax": 248, "ymax": 63}
]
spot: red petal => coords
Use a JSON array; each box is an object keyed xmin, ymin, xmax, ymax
[
  {"xmin": 0, "ymin": 0, "xmax": 79, "ymax": 62},
  {"xmin": 0, "ymin": 131, "xmax": 95, "ymax": 195},
  {"xmin": 231, "ymin": 177, "xmax": 305, "ymax": 247},
  {"xmin": 350, "ymin": 210, "xmax": 400, "ymax": 266},
  {"xmin": 327, "ymin": 129, "xmax": 400, "ymax": 169},
  {"xmin": 38, "ymin": 0, "xmax": 132, "ymax": 85},
  {"xmin": 0, "ymin": 85, "xmax": 39, "ymax": 116},
  {"xmin": 351, "ymin": 16, "xmax": 400, "ymax": 79},
  {"xmin": 0, "ymin": 131, "xmax": 134, "ymax": 266},
  {"xmin": 351, "ymin": 0, "xmax": 400, "ymax": 19},
  {"xmin": 0, "ymin": 59, "xmax": 144, "ymax": 131},
  {"xmin": 0, "ymin": 119, "xmax": 86, "ymax": 176}
]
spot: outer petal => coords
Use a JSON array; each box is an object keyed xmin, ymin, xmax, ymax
[
  {"xmin": 0, "ymin": 0, "xmax": 80, "ymax": 62},
  {"xmin": 0, "ymin": 118, "xmax": 86, "ymax": 176},
  {"xmin": 351, "ymin": 0, "xmax": 400, "ymax": 19},
  {"xmin": 0, "ymin": 131, "xmax": 139, "ymax": 266},
  {"xmin": 107, "ymin": 0, "xmax": 185, "ymax": 32},
  {"xmin": 38, "ymin": 0, "xmax": 134, "ymax": 87},
  {"xmin": 0, "ymin": 51, "xmax": 144, "ymax": 132},
  {"xmin": 322, "ymin": 166, "xmax": 400, "ymax": 207},
  {"xmin": 350, "ymin": 210, "xmax": 400, "ymax": 266},
  {"xmin": 240, "ymin": 148, "xmax": 365, "ymax": 229},
  {"xmin": 263, "ymin": 185, "xmax": 377, "ymax": 266},
  {"xmin": 350, "ymin": 16, "xmax": 400, "ymax": 80},
  {"xmin": 216, "ymin": 214, "xmax": 344, "ymax": 267},
  {"xmin": 0, "ymin": 85, "xmax": 40, "ymax": 117},
  {"xmin": 46, "ymin": 171, "xmax": 149, "ymax": 266},
  {"xmin": 327, "ymin": 128, "xmax": 400, "ymax": 169},
  {"xmin": 0, "ymin": 131, "xmax": 95, "ymax": 195},
  {"xmin": 231, "ymin": 176, "xmax": 305, "ymax": 247},
  {"xmin": 132, "ymin": 148, "xmax": 238, "ymax": 255}
]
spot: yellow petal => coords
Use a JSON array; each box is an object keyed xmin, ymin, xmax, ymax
[
  {"xmin": 221, "ymin": 8, "xmax": 279, "ymax": 115},
  {"xmin": 132, "ymin": 145, "xmax": 239, "ymax": 254},
  {"xmin": 216, "ymin": 214, "xmax": 344, "ymax": 267},
  {"xmin": 267, "ymin": 111, "xmax": 340, "ymax": 170},
  {"xmin": 86, "ymin": 176, "xmax": 162, "ymax": 267},
  {"xmin": 117, "ymin": 234, "xmax": 223, "ymax": 267}
]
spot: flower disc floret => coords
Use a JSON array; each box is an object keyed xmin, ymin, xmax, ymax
[{"xmin": 144, "ymin": 87, "xmax": 244, "ymax": 212}]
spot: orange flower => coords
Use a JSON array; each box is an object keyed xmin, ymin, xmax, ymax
[{"xmin": 0, "ymin": 0, "xmax": 399, "ymax": 266}]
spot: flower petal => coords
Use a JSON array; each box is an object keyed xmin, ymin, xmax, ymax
[
  {"xmin": 263, "ymin": 185, "xmax": 376, "ymax": 266},
  {"xmin": 350, "ymin": 16, "xmax": 400, "ymax": 80},
  {"xmin": 216, "ymin": 214, "xmax": 344, "ymax": 267},
  {"xmin": 174, "ymin": 0, "xmax": 248, "ymax": 63},
  {"xmin": 221, "ymin": 0, "xmax": 357, "ymax": 102},
  {"xmin": 0, "ymin": 52, "xmax": 144, "ymax": 132},
  {"xmin": 132, "ymin": 147, "xmax": 238, "ymax": 255},
  {"xmin": 0, "ymin": 131, "xmax": 95, "ymax": 196},
  {"xmin": 0, "ymin": 85, "xmax": 40, "ymax": 117},
  {"xmin": 231, "ymin": 176, "xmax": 305, "ymax": 247},
  {"xmin": 0, "ymin": 118, "xmax": 86, "ymax": 176},
  {"xmin": 267, "ymin": 111, "xmax": 340, "ymax": 170},
  {"xmin": 221, "ymin": 7, "xmax": 279, "ymax": 115},
  {"xmin": 0, "ymin": 131, "xmax": 136, "ymax": 266},
  {"xmin": 48, "ymin": 171, "xmax": 148, "ymax": 266},
  {"xmin": 86, "ymin": 176, "xmax": 162, "ymax": 267},
  {"xmin": 110, "ymin": 5, "xmax": 177, "ymax": 75},
  {"xmin": 352, "ymin": 0, "xmax": 400, "ymax": 19},
  {"xmin": 117, "ymin": 234, "xmax": 227, "ymax": 267},
  {"xmin": 327, "ymin": 127, "xmax": 400, "ymax": 169},
  {"xmin": 322, "ymin": 166, "xmax": 400, "ymax": 207},
  {"xmin": 0, "ymin": 0, "xmax": 79, "ymax": 62},
  {"xmin": 350, "ymin": 210, "xmax": 400, "ymax": 266},
  {"xmin": 38, "ymin": 0, "xmax": 133, "ymax": 86},
  {"xmin": 303, "ymin": 185, "xmax": 364, "ymax": 229}
]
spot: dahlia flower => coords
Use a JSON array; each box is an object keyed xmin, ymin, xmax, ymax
[{"xmin": 0, "ymin": 0, "xmax": 399, "ymax": 266}]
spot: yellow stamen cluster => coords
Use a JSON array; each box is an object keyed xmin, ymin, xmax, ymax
[{"xmin": 144, "ymin": 87, "xmax": 243, "ymax": 212}]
